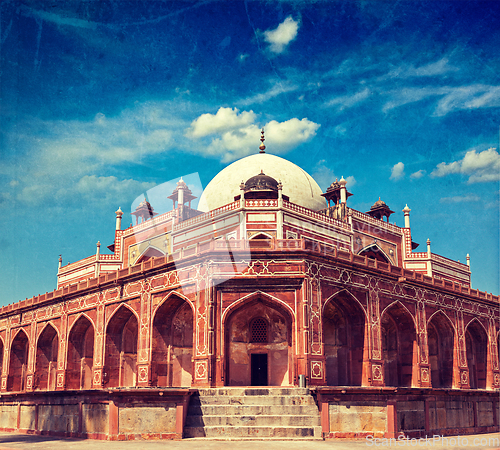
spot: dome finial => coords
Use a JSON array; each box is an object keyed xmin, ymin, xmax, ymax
[{"xmin": 259, "ymin": 128, "xmax": 266, "ymax": 153}]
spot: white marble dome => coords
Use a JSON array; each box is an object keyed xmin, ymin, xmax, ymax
[{"xmin": 198, "ymin": 153, "xmax": 325, "ymax": 212}]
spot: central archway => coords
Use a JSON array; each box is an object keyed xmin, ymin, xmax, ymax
[{"xmin": 224, "ymin": 293, "xmax": 293, "ymax": 386}]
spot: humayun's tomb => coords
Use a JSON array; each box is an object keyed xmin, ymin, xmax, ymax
[{"xmin": 0, "ymin": 133, "xmax": 498, "ymax": 440}]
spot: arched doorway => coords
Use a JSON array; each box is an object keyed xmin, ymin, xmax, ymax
[
  {"xmin": 225, "ymin": 295, "xmax": 292, "ymax": 386},
  {"xmin": 35, "ymin": 324, "xmax": 58, "ymax": 391},
  {"xmin": 381, "ymin": 303, "xmax": 417, "ymax": 387},
  {"xmin": 67, "ymin": 316, "xmax": 94, "ymax": 390},
  {"xmin": 8, "ymin": 329, "xmax": 29, "ymax": 391},
  {"xmin": 104, "ymin": 305, "xmax": 138, "ymax": 388},
  {"xmin": 427, "ymin": 312, "xmax": 454, "ymax": 388},
  {"xmin": 465, "ymin": 320, "xmax": 487, "ymax": 389},
  {"xmin": 151, "ymin": 295, "xmax": 194, "ymax": 387},
  {"xmin": 323, "ymin": 292, "xmax": 365, "ymax": 386}
]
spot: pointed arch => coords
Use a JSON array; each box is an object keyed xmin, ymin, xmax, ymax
[
  {"xmin": 323, "ymin": 290, "xmax": 367, "ymax": 386},
  {"xmin": 151, "ymin": 293, "xmax": 194, "ymax": 387},
  {"xmin": 223, "ymin": 291, "xmax": 294, "ymax": 387},
  {"xmin": 68, "ymin": 312, "xmax": 96, "ymax": 335},
  {"xmin": 35, "ymin": 323, "xmax": 59, "ymax": 391},
  {"xmin": 105, "ymin": 302, "xmax": 139, "ymax": 331},
  {"xmin": 249, "ymin": 232, "xmax": 274, "ymax": 240},
  {"xmin": 222, "ymin": 290, "xmax": 295, "ymax": 325},
  {"xmin": 8, "ymin": 328, "xmax": 29, "ymax": 392},
  {"xmin": 381, "ymin": 302, "xmax": 417, "ymax": 387},
  {"xmin": 104, "ymin": 304, "xmax": 138, "ymax": 388},
  {"xmin": 427, "ymin": 310, "xmax": 455, "ymax": 388},
  {"xmin": 152, "ymin": 290, "xmax": 194, "ymax": 320},
  {"xmin": 135, "ymin": 245, "xmax": 166, "ymax": 264},
  {"xmin": 358, "ymin": 243, "xmax": 392, "ymax": 264},
  {"xmin": 67, "ymin": 315, "xmax": 94, "ymax": 390},
  {"xmin": 465, "ymin": 318, "xmax": 487, "ymax": 389}
]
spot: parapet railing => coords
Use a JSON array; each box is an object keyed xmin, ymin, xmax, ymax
[
  {"xmin": 3, "ymin": 238, "xmax": 498, "ymax": 315},
  {"xmin": 349, "ymin": 208, "xmax": 403, "ymax": 235},
  {"xmin": 283, "ymin": 201, "xmax": 351, "ymax": 230}
]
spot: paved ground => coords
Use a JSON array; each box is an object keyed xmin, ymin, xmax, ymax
[{"xmin": 0, "ymin": 433, "xmax": 499, "ymax": 450}]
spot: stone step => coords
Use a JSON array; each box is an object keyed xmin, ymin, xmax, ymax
[
  {"xmin": 196, "ymin": 387, "xmax": 310, "ymax": 397},
  {"xmin": 183, "ymin": 425, "xmax": 322, "ymax": 439},
  {"xmin": 187, "ymin": 404, "xmax": 319, "ymax": 416},
  {"xmin": 191, "ymin": 394, "xmax": 316, "ymax": 406},
  {"xmin": 185, "ymin": 414, "xmax": 321, "ymax": 427}
]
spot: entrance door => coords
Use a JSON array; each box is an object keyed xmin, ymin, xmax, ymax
[{"xmin": 251, "ymin": 353, "xmax": 268, "ymax": 386}]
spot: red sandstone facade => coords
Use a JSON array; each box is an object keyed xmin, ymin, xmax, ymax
[{"xmin": 0, "ymin": 151, "xmax": 498, "ymax": 440}]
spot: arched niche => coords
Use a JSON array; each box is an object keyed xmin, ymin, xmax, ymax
[
  {"xmin": 358, "ymin": 244, "xmax": 391, "ymax": 264},
  {"xmin": 224, "ymin": 295, "xmax": 293, "ymax": 387},
  {"xmin": 381, "ymin": 303, "xmax": 417, "ymax": 387},
  {"xmin": 323, "ymin": 291, "xmax": 366, "ymax": 386},
  {"xmin": 104, "ymin": 305, "xmax": 138, "ymax": 388},
  {"xmin": 67, "ymin": 315, "xmax": 94, "ymax": 390},
  {"xmin": 427, "ymin": 311, "xmax": 454, "ymax": 388},
  {"xmin": 136, "ymin": 246, "xmax": 165, "ymax": 264},
  {"xmin": 151, "ymin": 295, "xmax": 194, "ymax": 387},
  {"xmin": 35, "ymin": 324, "xmax": 58, "ymax": 391},
  {"xmin": 465, "ymin": 320, "xmax": 487, "ymax": 389},
  {"xmin": 8, "ymin": 329, "xmax": 29, "ymax": 392}
]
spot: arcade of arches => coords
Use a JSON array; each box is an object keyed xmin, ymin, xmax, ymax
[{"xmin": 0, "ymin": 286, "xmax": 497, "ymax": 393}]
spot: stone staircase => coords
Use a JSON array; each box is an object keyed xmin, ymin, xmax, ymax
[{"xmin": 183, "ymin": 387, "xmax": 322, "ymax": 440}]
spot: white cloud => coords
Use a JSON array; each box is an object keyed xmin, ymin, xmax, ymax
[
  {"xmin": 325, "ymin": 88, "xmax": 372, "ymax": 110},
  {"xmin": 186, "ymin": 107, "xmax": 256, "ymax": 138},
  {"xmin": 263, "ymin": 16, "xmax": 299, "ymax": 54},
  {"xmin": 382, "ymin": 84, "xmax": 500, "ymax": 116},
  {"xmin": 384, "ymin": 58, "xmax": 458, "ymax": 79},
  {"xmin": 431, "ymin": 148, "xmax": 500, "ymax": 183},
  {"xmin": 311, "ymin": 160, "xmax": 356, "ymax": 192},
  {"xmin": 237, "ymin": 82, "xmax": 298, "ymax": 106},
  {"xmin": 439, "ymin": 194, "xmax": 481, "ymax": 204},
  {"xmin": 187, "ymin": 109, "xmax": 320, "ymax": 163},
  {"xmin": 3, "ymin": 100, "xmax": 188, "ymax": 208},
  {"xmin": 410, "ymin": 169, "xmax": 426, "ymax": 180},
  {"xmin": 390, "ymin": 162, "xmax": 405, "ymax": 181}
]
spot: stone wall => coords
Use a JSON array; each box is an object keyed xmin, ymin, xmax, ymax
[
  {"xmin": 0, "ymin": 389, "xmax": 191, "ymax": 440},
  {"xmin": 317, "ymin": 388, "xmax": 499, "ymax": 439}
]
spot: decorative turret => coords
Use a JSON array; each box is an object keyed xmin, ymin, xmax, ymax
[
  {"xmin": 321, "ymin": 176, "xmax": 352, "ymax": 221},
  {"xmin": 367, "ymin": 198, "xmax": 395, "ymax": 222},
  {"xmin": 131, "ymin": 198, "xmax": 158, "ymax": 225},
  {"xmin": 168, "ymin": 177, "xmax": 196, "ymax": 210},
  {"xmin": 239, "ymin": 170, "xmax": 290, "ymax": 202}
]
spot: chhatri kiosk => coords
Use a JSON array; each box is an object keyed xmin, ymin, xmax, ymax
[{"xmin": 0, "ymin": 134, "xmax": 498, "ymax": 440}]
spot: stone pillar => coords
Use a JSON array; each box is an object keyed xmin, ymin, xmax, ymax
[
  {"xmin": 277, "ymin": 181, "xmax": 283, "ymax": 240},
  {"xmin": 403, "ymin": 204, "xmax": 411, "ymax": 228},
  {"xmin": 457, "ymin": 311, "xmax": 470, "ymax": 388},
  {"xmin": 137, "ymin": 285, "xmax": 152, "ymax": 387},
  {"xmin": 368, "ymin": 289, "xmax": 384, "ymax": 386},
  {"xmin": 56, "ymin": 313, "xmax": 68, "ymax": 390},
  {"xmin": 426, "ymin": 239, "xmax": 432, "ymax": 277},
  {"xmin": 115, "ymin": 207, "xmax": 123, "ymax": 231},
  {"xmin": 416, "ymin": 302, "xmax": 431, "ymax": 387},
  {"xmin": 26, "ymin": 323, "xmax": 36, "ymax": 392},
  {"xmin": 1, "ymin": 329, "xmax": 10, "ymax": 392},
  {"xmin": 92, "ymin": 303, "xmax": 105, "ymax": 388}
]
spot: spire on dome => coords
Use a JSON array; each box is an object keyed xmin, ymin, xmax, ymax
[{"xmin": 259, "ymin": 128, "xmax": 266, "ymax": 153}]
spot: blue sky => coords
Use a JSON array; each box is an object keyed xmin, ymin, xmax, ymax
[{"xmin": 0, "ymin": 0, "xmax": 499, "ymax": 304}]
